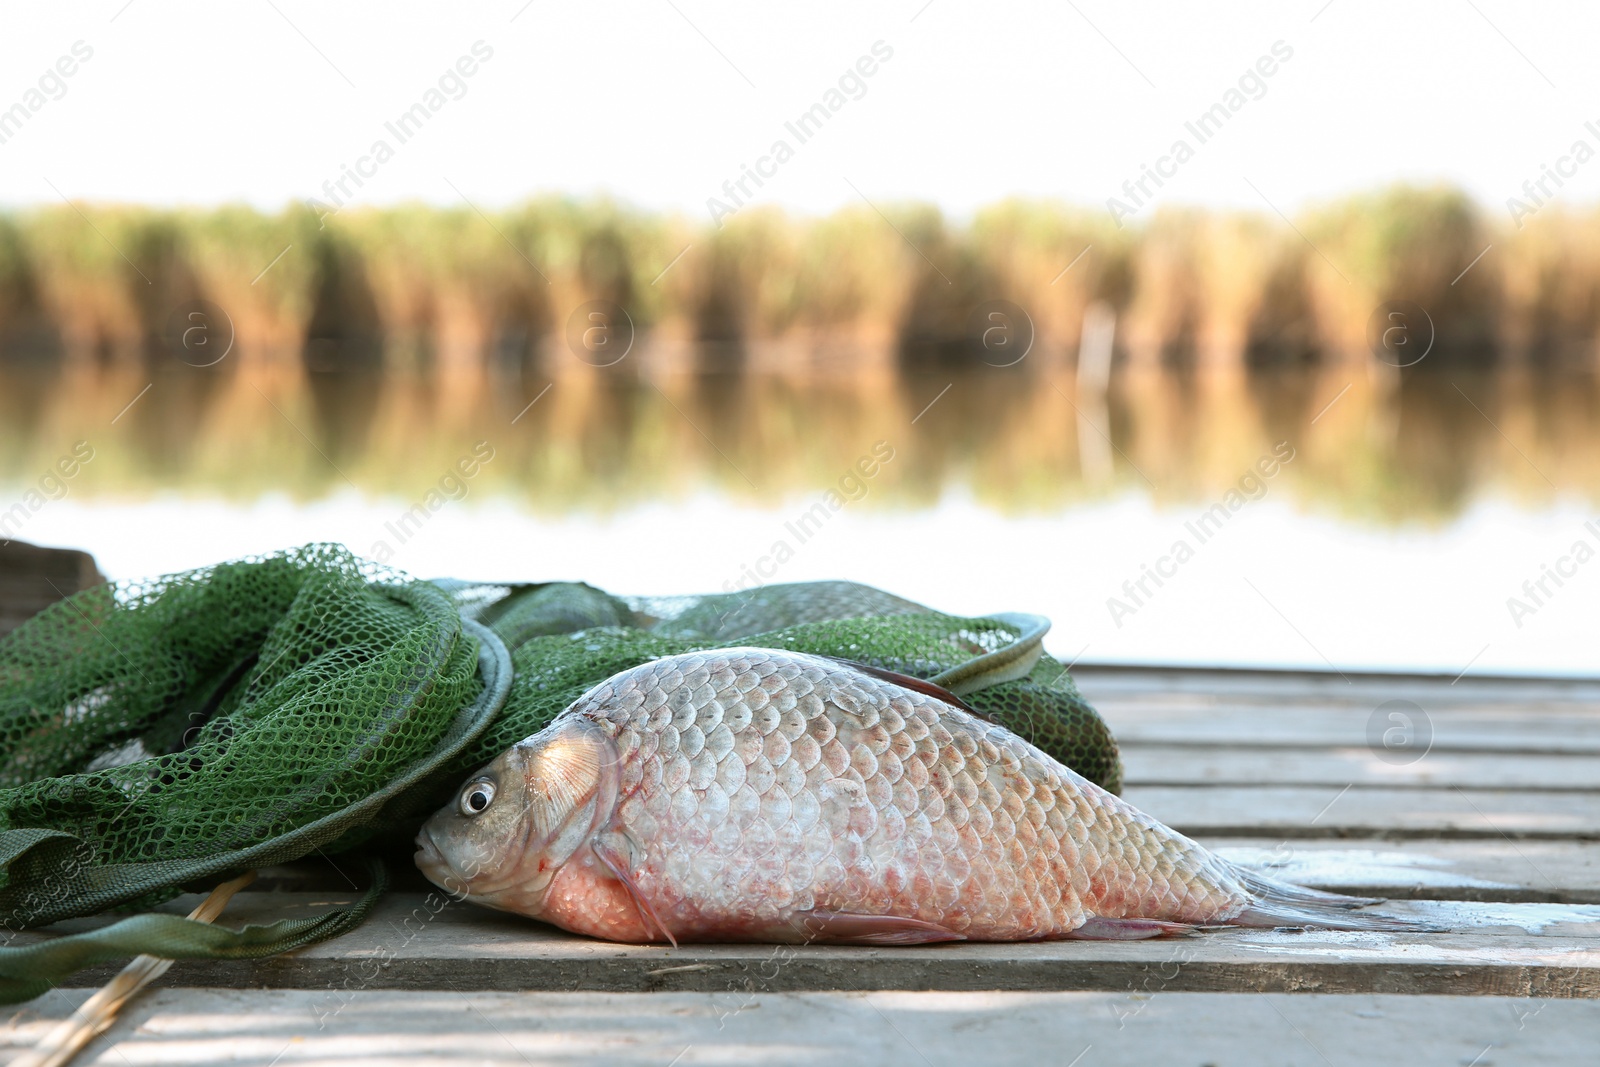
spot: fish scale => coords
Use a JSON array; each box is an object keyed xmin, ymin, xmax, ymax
[
  {"xmin": 424, "ymin": 649, "xmax": 1252, "ymax": 941},
  {"xmin": 420, "ymin": 646, "xmax": 1426, "ymax": 942}
]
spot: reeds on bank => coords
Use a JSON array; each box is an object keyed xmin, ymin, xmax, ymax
[{"xmin": 1, "ymin": 186, "xmax": 1597, "ymax": 373}]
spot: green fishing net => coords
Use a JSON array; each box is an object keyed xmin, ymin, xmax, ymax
[{"xmin": 0, "ymin": 544, "xmax": 1118, "ymax": 1001}]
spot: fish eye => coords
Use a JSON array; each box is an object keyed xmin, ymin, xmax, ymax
[{"xmin": 459, "ymin": 779, "xmax": 496, "ymax": 816}]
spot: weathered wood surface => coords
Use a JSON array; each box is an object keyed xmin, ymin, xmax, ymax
[
  {"xmin": 1083, "ymin": 670, "xmax": 1600, "ymax": 850},
  {"xmin": 1103, "ymin": 703, "xmax": 1600, "ymax": 752},
  {"xmin": 1125, "ymin": 744, "xmax": 1600, "ymax": 789},
  {"xmin": 1076, "ymin": 666, "xmax": 1600, "ymax": 704},
  {"xmin": 1121, "ymin": 783, "xmax": 1600, "ymax": 839},
  {"xmin": 9, "ymin": 989, "xmax": 1597, "ymax": 1067},
  {"xmin": 7, "ymin": 664, "xmax": 1600, "ymax": 1063},
  {"xmin": 1202, "ymin": 839, "xmax": 1600, "ymax": 903},
  {"xmin": 34, "ymin": 889, "xmax": 1600, "ymax": 998}
]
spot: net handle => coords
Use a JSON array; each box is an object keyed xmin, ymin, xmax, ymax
[{"xmin": 929, "ymin": 612, "xmax": 1052, "ymax": 695}]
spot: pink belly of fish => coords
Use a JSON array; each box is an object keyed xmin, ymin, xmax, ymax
[{"xmin": 548, "ymin": 650, "xmax": 1248, "ymax": 942}]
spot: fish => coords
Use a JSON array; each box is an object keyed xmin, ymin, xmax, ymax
[{"xmin": 415, "ymin": 648, "xmax": 1422, "ymax": 944}]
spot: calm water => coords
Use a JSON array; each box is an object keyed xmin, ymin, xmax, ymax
[{"xmin": 2, "ymin": 359, "xmax": 1596, "ymax": 675}]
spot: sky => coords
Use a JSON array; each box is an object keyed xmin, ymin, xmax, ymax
[{"xmin": 2, "ymin": 1, "xmax": 1597, "ymax": 225}]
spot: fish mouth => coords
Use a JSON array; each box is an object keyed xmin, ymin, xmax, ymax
[{"xmin": 413, "ymin": 826, "xmax": 460, "ymax": 890}]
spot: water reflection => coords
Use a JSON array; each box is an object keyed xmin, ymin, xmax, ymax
[{"xmin": 0, "ymin": 354, "xmax": 1594, "ymax": 521}]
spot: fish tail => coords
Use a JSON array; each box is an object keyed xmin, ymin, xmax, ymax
[{"xmin": 1228, "ymin": 869, "xmax": 1443, "ymax": 932}]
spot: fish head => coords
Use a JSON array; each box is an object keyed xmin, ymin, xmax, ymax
[{"xmin": 415, "ymin": 716, "xmax": 620, "ymax": 915}]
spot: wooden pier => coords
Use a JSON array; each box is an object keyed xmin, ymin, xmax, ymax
[{"xmin": 6, "ymin": 665, "xmax": 1598, "ymax": 1064}]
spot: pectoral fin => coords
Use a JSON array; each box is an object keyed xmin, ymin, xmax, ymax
[
  {"xmin": 591, "ymin": 831, "xmax": 677, "ymax": 948},
  {"xmin": 788, "ymin": 910, "xmax": 965, "ymax": 945}
]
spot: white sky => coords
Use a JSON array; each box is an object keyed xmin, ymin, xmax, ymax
[{"xmin": 1, "ymin": 1, "xmax": 1597, "ymax": 223}]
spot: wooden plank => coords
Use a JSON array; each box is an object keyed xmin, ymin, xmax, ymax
[
  {"xmin": 1123, "ymin": 744, "xmax": 1600, "ymax": 790},
  {"xmin": 1097, "ymin": 706, "xmax": 1600, "ymax": 754},
  {"xmin": 1123, "ymin": 784, "xmax": 1600, "ymax": 840},
  {"xmin": 23, "ymin": 892, "xmax": 1600, "ymax": 998},
  {"xmin": 1202, "ymin": 839, "xmax": 1600, "ymax": 904},
  {"xmin": 1073, "ymin": 665, "xmax": 1600, "ymax": 706},
  {"xmin": 8, "ymin": 988, "xmax": 1598, "ymax": 1067}
]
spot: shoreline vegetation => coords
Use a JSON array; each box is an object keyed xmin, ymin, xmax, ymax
[
  {"xmin": 2, "ymin": 184, "xmax": 1599, "ymax": 521},
  {"xmin": 1, "ymin": 184, "xmax": 1597, "ymax": 374}
]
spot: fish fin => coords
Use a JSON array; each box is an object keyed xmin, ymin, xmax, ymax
[
  {"xmin": 1236, "ymin": 868, "xmax": 1381, "ymax": 909},
  {"xmin": 591, "ymin": 832, "xmax": 678, "ymax": 948},
  {"xmin": 1062, "ymin": 917, "xmax": 1197, "ymax": 940},
  {"xmin": 826, "ymin": 659, "xmax": 989, "ymax": 719},
  {"xmin": 789, "ymin": 910, "xmax": 966, "ymax": 945},
  {"xmin": 1231, "ymin": 869, "xmax": 1443, "ymax": 932}
]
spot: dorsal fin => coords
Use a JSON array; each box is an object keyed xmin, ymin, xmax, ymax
[{"xmin": 825, "ymin": 657, "xmax": 997, "ymax": 724}]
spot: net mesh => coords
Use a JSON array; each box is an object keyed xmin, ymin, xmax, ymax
[
  {"xmin": 0, "ymin": 545, "xmax": 488, "ymax": 928},
  {"xmin": 0, "ymin": 547, "xmax": 1120, "ymax": 941}
]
